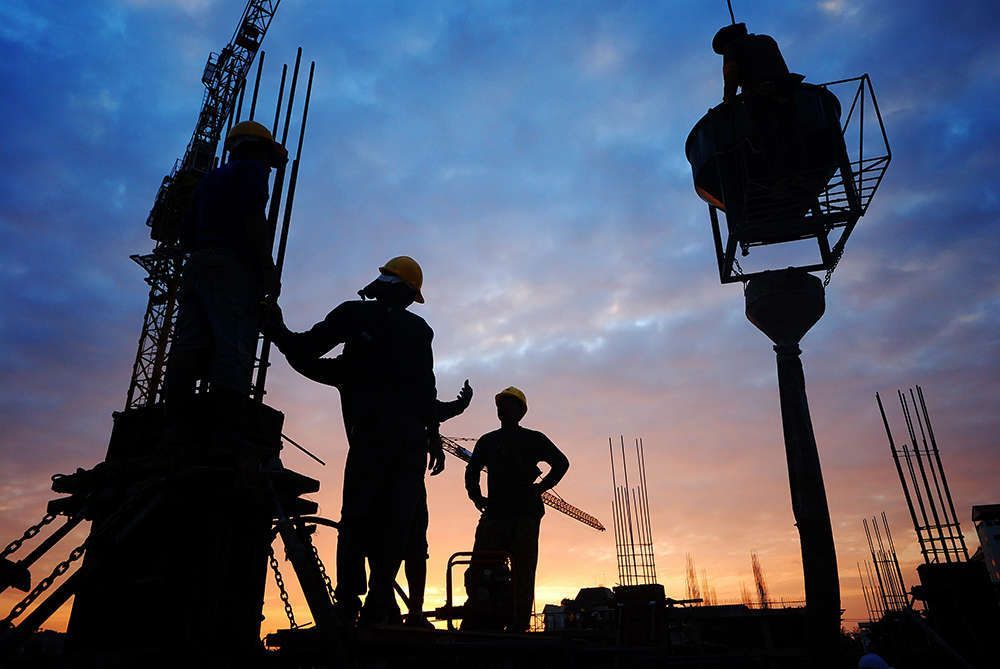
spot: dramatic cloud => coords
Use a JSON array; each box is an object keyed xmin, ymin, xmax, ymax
[{"xmin": 1, "ymin": 0, "xmax": 997, "ymax": 633}]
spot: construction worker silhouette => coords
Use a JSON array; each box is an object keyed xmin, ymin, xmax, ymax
[
  {"xmin": 263, "ymin": 256, "xmax": 441, "ymax": 626},
  {"xmin": 282, "ymin": 344, "xmax": 473, "ymax": 628},
  {"xmin": 713, "ymin": 23, "xmax": 803, "ymax": 103},
  {"xmin": 464, "ymin": 387, "xmax": 569, "ymax": 632},
  {"xmin": 165, "ymin": 122, "xmax": 286, "ymax": 421}
]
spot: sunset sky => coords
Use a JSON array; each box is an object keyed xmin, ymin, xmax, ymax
[{"xmin": 1, "ymin": 0, "xmax": 997, "ymax": 635}]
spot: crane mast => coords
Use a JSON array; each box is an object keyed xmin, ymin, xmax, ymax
[{"xmin": 124, "ymin": 0, "xmax": 282, "ymax": 409}]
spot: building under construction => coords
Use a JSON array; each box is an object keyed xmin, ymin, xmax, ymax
[{"xmin": 1, "ymin": 2, "xmax": 998, "ymax": 669}]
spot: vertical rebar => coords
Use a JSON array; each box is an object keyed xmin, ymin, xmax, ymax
[
  {"xmin": 271, "ymin": 63, "xmax": 287, "ymax": 137},
  {"xmin": 882, "ymin": 512, "xmax": 909, "ymax": 609},
  {"xmin": 248, "ymin": 51, "xmax": 265, "ymax": 121},
  {"xmin": 254, "ymin": 57, "xmax": 311, "ymax": 402},
  {"xmin": 909, "ymin": 387, "xmax": 961, "ymax": 559},
  {"xmin": 234, "ymin": 76, "xmax": 247, "ymax": 124},
  {"xmin": 609, "ymin": 438, "xmax": 625, "ymax": 586},
  {"xmin": 900, "ymin": 390, "xmax": 950, "ymax": 562},
  {"xmin": 637, "ymin": 438, "xmax": 656, "ymax": 582},
  {"xmin": 619, "ymin": 435, "xmax": 640, "ymax": 584},
  {"xmin": 858, "ymin": 563, "xmax": 875, "ymax": 622},
  {"xmin": 863, "ymin": 518, "xmax": 889, "ymax": 613},
  {"xmin": 280, "ymin": 47, "xmax": 303, "ymax": 146},
  {"xmin": 917, "ymin": 386, "xmax": 969, "ymax": 559},
  {"xmin": 877, "ymin": 392, "xmax": 928, "ymax": 562},
  {"xmin": 901, "ymin": 443, "xmax": 933, "ymax": 560}
]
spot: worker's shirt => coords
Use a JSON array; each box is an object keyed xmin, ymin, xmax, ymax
[
  {"xmin": 283, "ymin": 353, "xmax": 466, "ymax": 423},
  {"xmin": 182, "ymin": 159, "xmax": 271, "ymax": 274},
  {"xmin": 723, "ymin": 33, "xmax": 793, "ymax": 99},
  {"xmin": 465, "ymin": 426, "xmax": 569, "ymax": 519},
  {"xmin": 274, "ymin": 300, "xmax": 438, "ymax": 434}
]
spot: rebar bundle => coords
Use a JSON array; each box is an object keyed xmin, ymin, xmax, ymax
[
  {"xmin": 876, "ymin": 386, "xmax": 969, "ymax": 565},
  {"xmin": 609, "ymin": 436, "xmax": 656, "ymax": 587},
  {"xmin": 859, "ymin": 512, "xmax": 908, "ymax": 621}
]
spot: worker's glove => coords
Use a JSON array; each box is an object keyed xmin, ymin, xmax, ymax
[
  {"xmin": 456, "ymin": 379, "xmax": 473, "ymax": 409},
  {"xmin": 262, "ymin": 264, "xmax": 281, "ymax": 300},
  {"xmin": 427, "ymin": 433, "xmax": 445, "ymax": 476},
  {"xmin": 259, "ymin": 300, "xmax": 285, "ymax": 337}
]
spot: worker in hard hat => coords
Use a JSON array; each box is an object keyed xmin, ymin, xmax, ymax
[
  {"xmin": 280, "ymin": 344, "xmax": 473, "ymax": 628},
  {"xmin": 262, "ymin": 255, "xmax": 441, "ymax": 626},
  {"xmin": 165, "ymin": 120, "xmax": 287, "ymax": 420},
  {"xmin": 713, "ymin": 23, "xmax": 803, "ymax": 103},
  {"xmin": 463, "ymin": 387, "xmax": 569, "ymax": 632}
]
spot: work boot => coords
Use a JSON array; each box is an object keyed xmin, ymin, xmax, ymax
[
  {"xmin": 404, "ymin": 613, "xmax": 436, "ymax": 630},
  {"xmin": 331, "ymin": 597, "xmax": 361, "ymax": 627}
]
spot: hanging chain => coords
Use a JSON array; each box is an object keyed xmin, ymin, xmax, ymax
[
  {"xmin": 2, "ymin": 513, "xmax": 57, "ymax": 560},
  {"xmin": 1, "ymin": 542, "xmax": 86, "ymax": 625},
  {"xmin": 310, "ymin": 542, "xmax": 335, "ymax": 604},
  {"xmin": 268, "ymin": 545, "xmax": 297, "ymax": 629},
  {"xmin": 823, "ymin": 249, "xmax": 844, "ymax": 287}
]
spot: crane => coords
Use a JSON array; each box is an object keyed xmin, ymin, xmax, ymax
[
  {"xmin": 124, "ymin": 0, "xmax": 282, "ymax": 410},
  {"xmin": 441, "ymin": 436, "xmax": 606, "ymax": 532}
]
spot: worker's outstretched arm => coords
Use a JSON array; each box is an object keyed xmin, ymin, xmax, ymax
[
  {"xmin": 265, "ymin": 302, "xmax": 357, "ymax": 361},
  {"xmin": 436, "ymin": 380, "xmax": 473, "ymax": 423},
  {"xmin": 533, "ymin": 436, "xmax": 570, "ymax": 494},
  {"xmin": 285, "ymin": 355, "xmax": 345, "ymax": 388},
  {"xmin": 464, "ymin": 441, "xmax": 488, "ymax": 511}
]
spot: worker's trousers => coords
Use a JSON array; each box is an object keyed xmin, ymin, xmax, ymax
[
  {"xmin": 335, "ymin": 421, "xmax": 425, "ymax": 622},
  {"xmin": 168, "ymin": 250, "xmax": 261, "ymax": 398},
  {"xmin": 472, "ymin": 513, "xmax": 541, "ymax": 632}
]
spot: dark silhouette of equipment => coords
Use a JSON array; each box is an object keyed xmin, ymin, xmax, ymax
[
  {"xmin": 686, "ymin": 75, "xmax": 890, "ymax": 284},
  {"xmin": 441, "ymin": 437, "xmax": 605, "ymax": 532},
  {"xmin": 0, "ymin": 5, "xmax": 345, "ymax": 661},
  {"xmin": 435, "ymin": 551, "xmax": 515, "ymax": 632},
  {"xmin": 685, "ymin": 14, "xmax": 893, "ymax": 662},
  {"xmin": 608, "ymin": 436, "xmax": 655, "ymax": 586}
]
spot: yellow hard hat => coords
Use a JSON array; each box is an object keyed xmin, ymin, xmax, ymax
[
  {"xmin": 379, "ymin": 256, "xmax": 424, "ymax": 303},
  {"xmin": 495, "ymin": 386, "xmax": 527, "ymax": 410},
  {"xmin": 224, "ymin": 121, "xmax": 287, "ymax": 166}
]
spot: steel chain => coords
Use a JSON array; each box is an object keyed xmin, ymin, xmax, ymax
[
  {"xmin": 1, "ymin": 542, "xmax": 86, "ymax": 625},
  {"xmin": 1, "ymin": 513, "xmax": 57, "ymax": 560},
  {"xmin": 310, "ymin": 542, "xmax": 335, "ymax": 603},
  {"xmin": 268, "ymin": 545, "xmax": 297, "ymax": 629},
  {"xmin": 823, "ymin": 249, "xmax": 843, "ymax": 287}
]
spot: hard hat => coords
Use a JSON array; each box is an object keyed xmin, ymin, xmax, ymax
[
  {"xmin": 379, "ymin": 256, "xmax": 424, "ymax": 303},
  {"xmin": 712, "ymin": 22, "xmax": 748, "ymax": 55},
  {"xmin": 224, "ymin": 120, "xmax": 287, "ymax": 167},
  {"xmin": 495, "ymin": 386, "xmax": 527, "ymax": 411}
]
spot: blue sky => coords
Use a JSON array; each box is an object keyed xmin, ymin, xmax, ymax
[{"xmin": 1, "ymin": 0, "xmax": 998, "ymax": 630}]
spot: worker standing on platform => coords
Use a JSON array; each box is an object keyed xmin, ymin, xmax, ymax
[
  {"xmin": 165, "ymin": 121, "xmax": 285, "ymax": 417},
  {"xmin": 464, "ymin": 387, "xmax": 569, "ymax": 632},
  {"xmin": 263, "ymin": 256, "xmax": 441, "ymax": 626},
  {"xmin": 280, "ymin": 346, "xmax": 473, "ymax": 628},
  {"xmin": 713, "ymin": 23, "xmax": 802, "ymax": 103}
]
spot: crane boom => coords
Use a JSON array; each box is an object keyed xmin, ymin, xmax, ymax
[
  {"xmin": 125, "ymin": 1, "xmax": 282, "ymax": 409},
  {"xmin": 441, "ymin": 436, "xmax": 606, "ymax": 532}
]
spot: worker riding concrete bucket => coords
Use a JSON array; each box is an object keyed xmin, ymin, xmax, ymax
[
  {"xmin": 686, "ymin": 22, "xmax": 846, "ymax": 239},
  {"xmin": 164, "ymin": 120, "xmax": 287, "ymax": 448},
  {"xmin": 262, "ymin": 255, "xmax": 449, "ymax": 627},
  {"xmin": 462, "ymin": 386, "xmax": 569, "ymax": 633}
]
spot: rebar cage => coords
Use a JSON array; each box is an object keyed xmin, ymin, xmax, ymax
[{"xmin": 705, "ymin": 74, "xmax": 891, "ymax": 284}]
